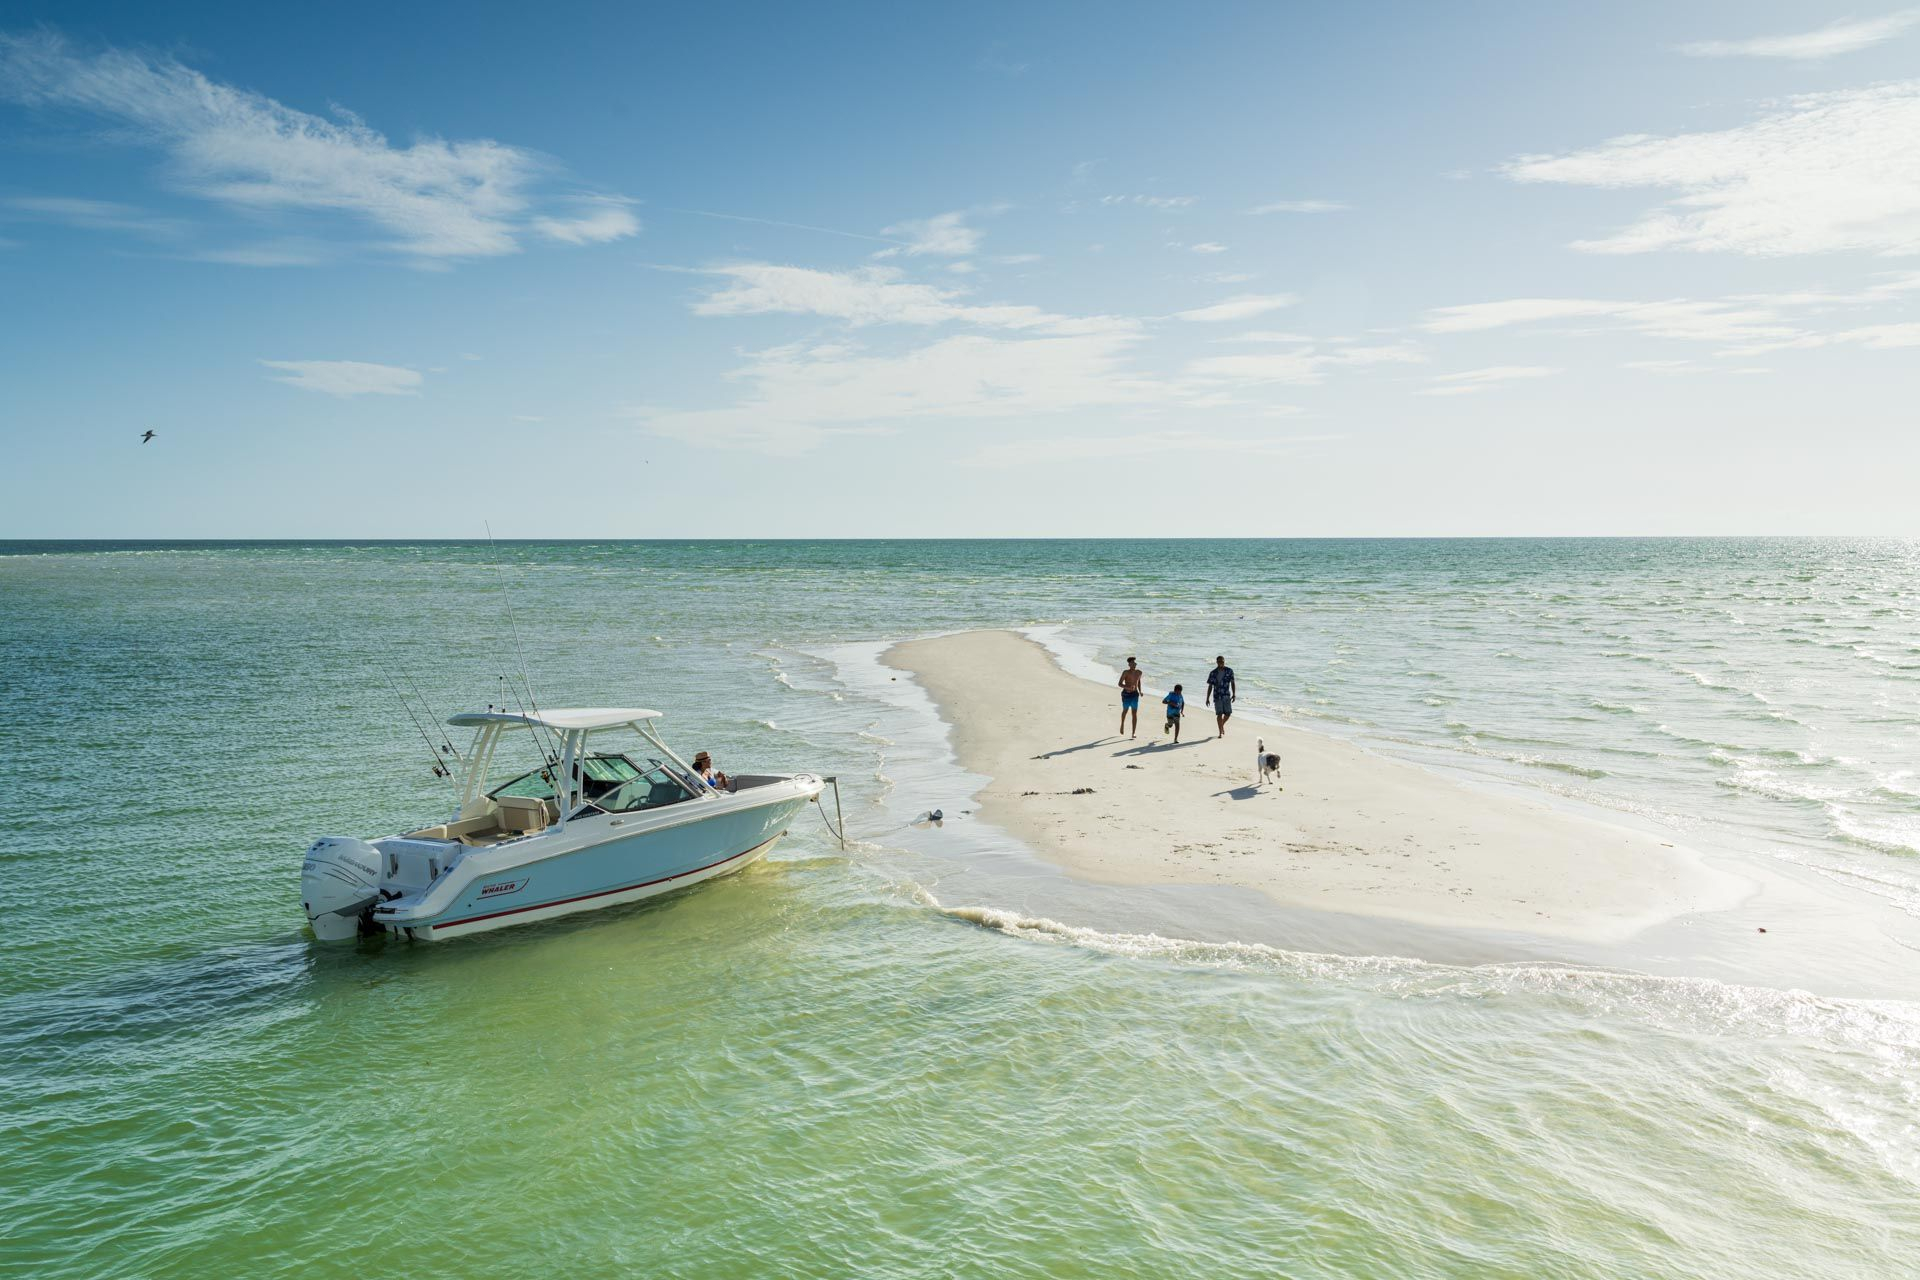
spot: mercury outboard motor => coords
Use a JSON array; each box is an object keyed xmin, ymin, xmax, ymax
[{"xmin": 302, "ymin": 837, "xmax": 383, "ymax": 941}]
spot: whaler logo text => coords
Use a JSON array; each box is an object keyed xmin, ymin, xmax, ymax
[{"xmin": 479, "ymin": 878, "xmax": 528, "ymax": 899}]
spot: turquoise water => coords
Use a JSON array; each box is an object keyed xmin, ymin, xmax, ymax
[{"xmin": 3, "ymin": 539, "xmax": 1917, "ymax": 1277}]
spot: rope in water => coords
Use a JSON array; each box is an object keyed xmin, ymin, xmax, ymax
[{"xmin": 813, "ymin": 798, "xmax": 946, "ymax": 846}]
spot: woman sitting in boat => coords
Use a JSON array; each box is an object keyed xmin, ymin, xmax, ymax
[{"xmin": 690, "ymin": 751, "xmax": 731, "ymax": 791}]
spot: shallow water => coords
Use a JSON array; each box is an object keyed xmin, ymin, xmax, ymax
[{"xmin": 2, "ymin": 539, "xmax": 1916, "ymax": 1277}]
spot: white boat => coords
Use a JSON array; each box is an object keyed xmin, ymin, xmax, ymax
[{"xmin": 300, "ymin": 707, "xmax": 827, "ymax": 942}]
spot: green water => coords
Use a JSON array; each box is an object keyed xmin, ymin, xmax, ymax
[{"xmin": 2, "ymin": 540, "xmax": 1916, "ymax": 1278}]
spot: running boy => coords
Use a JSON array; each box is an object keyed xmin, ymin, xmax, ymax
[{"xmin": 1162, "ymin": 684, "xmax": 1186, "ymax": 743}]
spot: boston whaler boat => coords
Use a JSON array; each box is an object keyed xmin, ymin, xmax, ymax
[{"xmin": 301, "ymin": 707, "xmax": 829, "ymax": 941}]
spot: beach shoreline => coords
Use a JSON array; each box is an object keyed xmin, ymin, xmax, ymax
[
  {"xmin": 884, "ymin": 629, "xmax": 1756, "ymax": 949},
  {"xmin": 880, "ymin": 629, "xmax": 1920, "ymax": 992}
]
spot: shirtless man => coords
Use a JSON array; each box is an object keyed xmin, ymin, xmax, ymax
[{"xmin": 1117, "ymin": 656, "xmax": 1144, "ymax": 738}]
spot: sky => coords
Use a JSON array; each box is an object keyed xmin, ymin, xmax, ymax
[{"xmin": 2, "ymin": 0, "xmax": 1918, "ymax": 537}]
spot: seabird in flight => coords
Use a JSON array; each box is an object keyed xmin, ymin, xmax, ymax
[{"xmin": 140, "ymin": 430, "xmax": 156, "ymax": 444}]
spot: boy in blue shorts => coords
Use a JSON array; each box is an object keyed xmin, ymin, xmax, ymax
[
  {"xmin": 1118, "ymin": 656, "xmax": 1143, "ymax": 738},
  {"xmin": 1162, "ymin": 684, "xmax": 1186, "ymax": 743}
]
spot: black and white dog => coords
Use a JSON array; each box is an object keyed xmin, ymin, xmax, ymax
[{"xmin": 1255, "ymin": 737, "xmax": 1282, "ymax": 786}]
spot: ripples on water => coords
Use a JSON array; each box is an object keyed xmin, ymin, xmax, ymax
[{"xmin": 1, "ymin": 538, "xmax": 1916, "ymax": 1277}]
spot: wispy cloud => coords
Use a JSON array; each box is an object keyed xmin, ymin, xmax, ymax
[
  {"xmin": 261, "ymin": 359, "xmax": 422, "ymax": 396},
  {"xmin": 1100, "ymin": 194, "xmax": 1197, "ymax": 209},
  {"xmin": 977, "ymin": 43, "xmax": 1030, "ymax": 77},
  {"xmin": 2, "ymin": 195, "xmax": 185, "ymax": 238},
  {"xmin": 1174, "ymin": 293, "xmax": 1299, "ymax": 322},
  {"xmin": 0, "ymin": 32, "xmax": 637, "ymax": 261},
  {"xmin": 1419, "ymin": 296, "xmax": 1795, "ymax": 345},
  {"xmin": 1246, "ymin": 199, "xmax": 1348, "ymax": 214},
  {"xmin": 1418, "ymin": 366, "xmax": 1558, "ymax": 396},
  {"xmin": 1503, "ymin": 82, "xmax": 1920, "ymax": 256},
  {"xmin": 1677, "ymin": 10, "xmax": 1919, "ymax": 60},
  {"xmin": 1187, "ymin": 241, "xmax": 1228, "ymax": 254},
  {"xmin": 1186, "ymin": 341, "xmax": 1426, "ymax": 385},
  {"xmin": 532, "ymin": 196, "xmax": 641, "ymax": 244},
  {"xmin": 964, "ymin": 429, "xmax": 1330, "ymax": 468},
  {"xmin": 691, "ymin": 262, "xmax": 1130, "ymax": 335},
  {"xmin": 877, "ymin": 210, "xmax": 981, "ymax": 257},
  {"xmin": 1218, "ymin": 330, "xmax": 1315, "ymax": 343},
  {"xmin": 633, "ymin": 330, "xmax": 1169, "ymax": 454},
  {"xmin": 191, "ymin": 240, "xmax": 326, "ymax": 267}
]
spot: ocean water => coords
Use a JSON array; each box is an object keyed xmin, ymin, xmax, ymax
[{"xmin": 2, "ymin": 538, "xmax": 1916, "ymax": 1278}]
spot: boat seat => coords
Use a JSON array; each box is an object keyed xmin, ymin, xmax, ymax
[
  {"xmin": 494, "ymin": 795, "xmax": 550, "ymax": 835},
  {"xmin": 405, "ymin": 814, "xmax": 499, "ymax": 842}
]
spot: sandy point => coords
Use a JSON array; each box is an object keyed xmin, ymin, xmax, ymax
[{"xmin": 884, "ymin": 629, "xmax": 1752, "ymax": 946}]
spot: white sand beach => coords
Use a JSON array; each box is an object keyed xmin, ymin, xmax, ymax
[{"xmin": 887, "ymin": 630, "xmax": 1754, "ymax": 944}]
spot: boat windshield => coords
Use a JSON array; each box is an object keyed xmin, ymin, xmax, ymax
[
  {"xmin": 586, "ymin": 758, "xmax": 699, "ymax": 815},
  {"xmin": 491, "ymin": 754, "xmax": 645, "ymax": 804}
]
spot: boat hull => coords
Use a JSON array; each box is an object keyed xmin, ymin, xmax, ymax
[{"xmin": 371, "ymin": 787, "xmax": 816, "ymax": 942}]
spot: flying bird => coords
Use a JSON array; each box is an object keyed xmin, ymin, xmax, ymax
[{"xmin": 140, "ymin": 430, "xmax": 156, "ymax": 444}]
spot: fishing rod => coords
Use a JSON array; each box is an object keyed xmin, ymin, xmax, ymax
[{"xmin": 370, "ymin": 646, "xmax": 455, "ymax": 782}]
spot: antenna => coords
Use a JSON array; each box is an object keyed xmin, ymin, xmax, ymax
[{"xmin": 484, "ymin": 522, "xmax": 561, "ymax": 765}]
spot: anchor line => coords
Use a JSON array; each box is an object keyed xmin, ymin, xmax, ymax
[{"xmin": 811, "ymin": 795, "xmax": 947, "ymax": 845}]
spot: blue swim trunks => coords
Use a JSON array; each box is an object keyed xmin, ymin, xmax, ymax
[{"xmin": 1121, "ymin": 691, "xmax": 1140, "ymax": 709}]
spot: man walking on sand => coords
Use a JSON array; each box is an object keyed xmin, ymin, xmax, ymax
[
  {"xmin": 1118, "ymin": 656, "xmax": 1144, "ymax": 738},
  {"xmin": 1206, "ymin": 655, "xmax": 1236, "ymax": 738}
]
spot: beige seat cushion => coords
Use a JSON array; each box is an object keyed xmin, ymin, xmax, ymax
[
  {"xmin": 405, "ymin": 813, "xmax": 500, "ymax": 841},
  {"xmin": 495, "ymin": 795, "xmax": 550, "ymax": 834}
]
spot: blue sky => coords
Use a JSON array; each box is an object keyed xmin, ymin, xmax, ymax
[{"xmin": 3, "ymin": 1, "xmax": 1918, "ymax": 536}]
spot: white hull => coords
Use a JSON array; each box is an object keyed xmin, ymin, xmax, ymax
[{"xmin": 395, "ymin": 830, "xmax": 786, "ymax": 941}]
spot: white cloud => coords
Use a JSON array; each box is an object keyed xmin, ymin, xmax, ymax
[
  {"xmin": 1419, "ymin": 296, "xmax": 1797, "ymax": 346},
  {"xmin": 0, "ymin": 32, "xmax": 635, "ymax": 261},
  {"xmin": 997, "ymin": 253, "xmax": 1043, "ymax": 264},
  {"xmin": 1218, "ymin": 330, "xmax": 1315, "ymax": 344},
  {"xmin": 261, "ymin": 359, "xmax": 422, "ymax": 396},
  {"xmin": 1188, "ymin": 241, "xmax": 1228, "ymax": 254},
  {"xmin": 1504, "ymin": 82, "xmax": 1920, "ymax": 256},
  {"xmin": 635, "ymin": 330, "xmax": 1170, "ymax": 454},
  {"xmin": 1101, "ymin": 194, "xmax": 1198, "ymax": 208},
  {"xmin": 1198, "ymin": 271, "xmax": 1255, "ymax": 284},
  {"xmin": 964, "ymin": 429, "xmax": 1331, "ymax": 468},
  {"xmin": 532, "ymin": 196, "xmax": 640, "ymax": 245},
  {"xmin": 191, "ymin": 241, "xmax": 325, "ymax": 267},
  {"xmin": 691, "ymin": 262, "xmax": 1130, "ymax": 335},
  {"xmin": 3, "ymin": 195, "xmax": 184, "ymax": 237},
  {"xmin": 1418, "ymin": 366, "xmax": 1558, "ymax": 396},
  {"xmin": 1187, "ymin": 341, "xmax": 1426, "ymax": 385},
  {"xmin": 877, "ymin": 210, "xmax": 981, "ymax": 257},
  {"xmin": 1678, "ymin": 11, "xmax": 1919, "ymax": 60},
  {"xmin": 1175, "ymin": 293, "xmax": 1299, "ymax": 323},
  {"xmin": 1422, "ymin": 277, "xmax": 1920, "ymax": 356},
  {"xmin": 1834, "ymin": 321, "xmax": 1920, "ymax": 347},
  {"xmin": 1247, "ymin": 199, "xmax": 1349, "ymax": 214}
]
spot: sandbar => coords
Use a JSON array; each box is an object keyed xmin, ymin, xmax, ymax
[{"xmin": 885, "ymin": 630, "xmax": 1751, "ymax": 945}]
